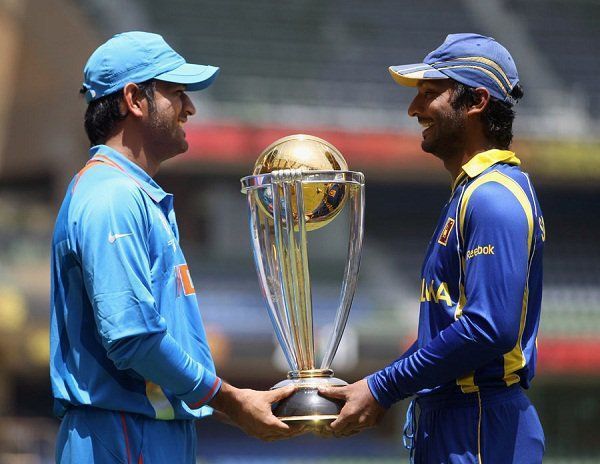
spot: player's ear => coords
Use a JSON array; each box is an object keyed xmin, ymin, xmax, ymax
[
  {"xmin": 122, "ymin": 83, "xmax": 145, "ymax": 118},
  {"xmin": 467, "ymin": 87, "xmax": 491, "ymax": 116}
]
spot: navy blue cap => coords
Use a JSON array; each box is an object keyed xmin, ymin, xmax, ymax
[
  {"xmin": 82, "ymin": 31, "xmax": 220, "ymax": 103},
  {"xmin": 388, "ymin": 33, "xmax": 519, "ymax": 103}
]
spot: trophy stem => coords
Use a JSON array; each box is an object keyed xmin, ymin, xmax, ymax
[
  {"xmin": 292, "ymin": 179, "xmax": 315, "ymax": 367},
  {"xmin": 272, "ymin": 177, "xmax": 315, "ymax": 371}
]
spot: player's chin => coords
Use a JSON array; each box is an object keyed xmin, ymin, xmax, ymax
[
  {"xmin": 165, "ymin": 141, "xmax": 189, "ymax": 160},
  {"xmin": 176, "ymin": 138, "xmax": 189, "ymax": 154},
  {"xmin": 175, "ymin": 128, "xmax": 189, "ymax": 152},
  {"xmin": 420, "ymin": 136, "xmax": 442, "ymax": 156},
  {"xmin": 420, "ymin": 140, "xmax": 434, "ymax": 154}
]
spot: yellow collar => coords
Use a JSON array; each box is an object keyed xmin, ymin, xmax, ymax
[{"xmin": 452, "ymin": 149, "xmax": 521, "ymax": 191}]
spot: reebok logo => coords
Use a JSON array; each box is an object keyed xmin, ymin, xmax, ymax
[
  {"xmin": 108, "ymin": 232, "xmax": 133, "ymax": 243},
  {"xmin": 466, "ymin": 244, "xmax": 495, "ymax": 259}
]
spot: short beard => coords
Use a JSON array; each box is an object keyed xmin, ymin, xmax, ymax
[
  {"xmin": 422, "ymin": 104, "xmax": 467, "ymax": 160},
  {"xmin": 146, "ymin": 107, "xmax": 188, "ymax": 159}
]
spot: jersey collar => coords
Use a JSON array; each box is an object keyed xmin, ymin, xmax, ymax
[
  {"xmin": 88, "ymin": 145, "xmax": 169, "ymax": 203},
  {"xmin": 452, "ymin": 149, "xmax": 521, "ymax": 191}
]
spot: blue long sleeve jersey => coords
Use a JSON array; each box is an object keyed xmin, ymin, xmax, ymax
[
  {"xmin": 368, "ymin": 150, "xmax": 545, "ymax": 408},
  {"xmin": 50, "ymin": 146, "xmax": 221, "ymax": 420}
]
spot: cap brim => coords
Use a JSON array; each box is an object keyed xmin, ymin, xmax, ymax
[
  {"xmin": 155, "ymin": 63, "xmax": 220, "ymax": 91},
  {"xmin": 388, "ymin": 63, "xmax": 448, "ymax": 87}
]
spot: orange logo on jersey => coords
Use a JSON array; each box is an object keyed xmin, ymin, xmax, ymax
[
  {"xmin": 437, "ymin": 217, "xmax": 455, "ymax": 246},
  {"xmin": 176, "ymin": 264, "xmax": 195, "ymax": 296}
]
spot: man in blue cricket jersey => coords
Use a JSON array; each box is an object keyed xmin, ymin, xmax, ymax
[
  {"xmin": 320, "ymin": 34, "xmax": 546, "ymax": 463},
  {"xmin": 50, "ymin": 31, "xmax": 299, "ymax": 463}
]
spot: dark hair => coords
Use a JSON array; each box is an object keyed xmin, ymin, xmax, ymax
[
  {"xmin": 80, "ymin": 80, "xmax": 156, "ymax": 146},
  {"xmin": 451, "ymin": 82, "xmax": 524, "ymax": 149}
]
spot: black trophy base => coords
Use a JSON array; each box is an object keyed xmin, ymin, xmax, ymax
[{"xmin": 271, "ymin": 374, "xmax": 347, "ymax": 428}]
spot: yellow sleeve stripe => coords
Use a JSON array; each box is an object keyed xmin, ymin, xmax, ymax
[
  {"xmin": 503, "ymin": 287, "xmax": 531, "ymax": 385},
  {"xmin": 457, "ymin": 170, "xmax": 534, "ymax": 389}
]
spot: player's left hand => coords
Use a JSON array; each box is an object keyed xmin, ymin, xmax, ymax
[{"xmin": 318, "ymin": 379, "xmax": 386, "ymax": 437}]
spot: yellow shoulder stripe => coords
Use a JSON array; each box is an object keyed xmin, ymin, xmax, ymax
[
  {"xmin": 458, "ymin": 170, "xmax": 533, "ymax": 250},
  {"xmin": 457, "ymin": 170, "xmax": 534, "ymax": 389}
]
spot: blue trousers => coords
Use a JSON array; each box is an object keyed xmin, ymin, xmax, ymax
[
  {"xmin": 413, "ymin": 386, "xmax": 545, "ymax": 464},
  {"xmin": 55, "ymin": 407, "xmax": 197, "ymax": 464}
]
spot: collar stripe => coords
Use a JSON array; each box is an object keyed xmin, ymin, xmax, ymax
[
  {"xmin": 84, "ymin": 154, "xmax": 161, "ymax": 203},
  {"xmin": 451, "ymin": 149, "xmax": 522, "ymax": 192}
]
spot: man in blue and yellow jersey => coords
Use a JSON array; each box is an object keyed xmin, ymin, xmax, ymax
[
  {"xmin": 320, "ymin": 34, "xmax": 545, "ymax": 463},
  {"xmin": 50, "ymin": 31, "xmax": 299, "ymax": 464}
]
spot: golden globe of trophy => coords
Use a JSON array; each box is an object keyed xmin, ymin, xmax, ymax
[{"xmin": 240, "ymin": 134, "xmax": 365, "ymax": 432}]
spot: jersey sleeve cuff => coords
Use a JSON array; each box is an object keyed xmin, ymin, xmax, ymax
[
  {"xmin": 367, "ymin": 372, "xmax": 399, "ymax": 409},
  {"xmin": 183, "ymin": 375, "xmax": 222, "ymax": 409}
]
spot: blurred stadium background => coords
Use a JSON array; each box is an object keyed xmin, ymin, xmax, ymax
[{"xmin": 0, "ymin": 0, "xmax": 599, "ymax": 462}]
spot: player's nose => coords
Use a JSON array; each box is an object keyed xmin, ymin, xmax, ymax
[
  {"xmin": 183, "ymin": 93, "xmax": 196, "ymax": 117},
  {"xmin": 408, "ymin": 94, "xmax": 422, "ymax": 118}
]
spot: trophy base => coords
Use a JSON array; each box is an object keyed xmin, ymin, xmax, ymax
[{"xmin": 271, "ymin": 370, "xmax": 347, "ymax": 431}]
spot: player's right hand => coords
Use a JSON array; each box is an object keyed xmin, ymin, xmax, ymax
[
  {"xmin": 209, "ymin": 382, "xmax": 306, "ymax": 441},
  {"xmin": 318, "ymin": 379, "xmax": 386, "ymax": 437}
]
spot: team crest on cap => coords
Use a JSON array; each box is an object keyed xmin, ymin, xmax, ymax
[{"xmin": 437, "ymin": 217, "xmax": 455, "ymax": 246}]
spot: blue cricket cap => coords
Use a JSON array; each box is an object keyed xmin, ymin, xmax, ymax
[
  {"xmin": 82, "ymin": 31, "xmax": 220, "ymax": 103},
  {"xmin": 388, "ymin": 33, "xmax": 519, "ymax": 104}
]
